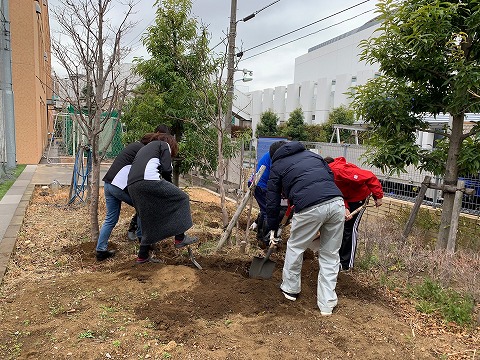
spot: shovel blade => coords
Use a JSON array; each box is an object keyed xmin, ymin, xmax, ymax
[{"xmin": 249, "ymin": 256, "xmax": 276, "ymax": 279}]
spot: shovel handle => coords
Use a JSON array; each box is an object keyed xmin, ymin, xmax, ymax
[
  {"xmin": 348, "ymin": 195, "xmax": 372, "ymax": 217},
  {"xmin": 263, "ymin": 237, "xmax": 277, "ymax": 262},
  {"xmin": 274, "ymin": 204, "xmax": 294, "ymax": 238}
]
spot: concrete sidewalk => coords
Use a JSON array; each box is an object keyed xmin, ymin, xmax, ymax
[{"xmin": 0, "ymin": 164, "xmax": 109, "ymax": 284}]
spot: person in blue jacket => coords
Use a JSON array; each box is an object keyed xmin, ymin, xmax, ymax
[
  {"xmin": 265, "ymin": 140, "xmax": 345, "ymax": 316},
  {"xmin": 249, "ymin": 143, "xmax": 289, "ymax": 247}
]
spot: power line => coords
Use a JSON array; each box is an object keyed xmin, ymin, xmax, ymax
[
  {"xmin": 210, "ymin": 0, "xmax": 282, "ymax": 51},
  {"xmin": 125, "ymin": 16, "xmax": 156, "ymax": 48},
  {"xmin": 238, "ymin": 0, "xmax": 373, "ymax": 56},
  {"xmin": 240, "ymin": 8, "xmax": 375, "ymax": 61},
  {"xmin": 254, "ymin": 0, "xmax": 281, "ymax": 16}
]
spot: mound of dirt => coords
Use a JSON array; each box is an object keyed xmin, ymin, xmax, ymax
[{"xmin": 0, "ymin": 186, "xmax": 477, "ymax": 359}]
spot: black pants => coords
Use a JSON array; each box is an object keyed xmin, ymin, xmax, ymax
[
  {"xmin": 128, "ymin": 213, "xmax": 138, "ymax": 232},
  {"xmin": 257, "ymin": 206, "xmax": 289, "ymax": 245},
  {"xmin": 339, "ymin": 199, "xmax": 367, "ymax": 270}
]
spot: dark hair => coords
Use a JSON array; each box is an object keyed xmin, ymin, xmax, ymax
[
  {"xmin": 157, "ymin": 133, "xmax": 179, "ymax": 157},
  {"xmin": 154, "ymin": 124, "xmax": 171, "ymax": 134},
  {"xmin": 140, "ymin": 132, "xmax": 161, "ymax": 145},
  {"xmin": 269, "ymin": 140, "xmax": 288, "ymax": 159},
  {"xmin": 140, "ymin": 133, "xmax": 179, "ymax": 157},
  {"xmin": 324, "ymin": 156, "xmax": 334, "ymax": 164}
]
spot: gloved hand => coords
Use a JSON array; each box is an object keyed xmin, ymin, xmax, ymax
[{"xmin": 268, "ymin": 230, "xmax": 282, "ymax": 246}]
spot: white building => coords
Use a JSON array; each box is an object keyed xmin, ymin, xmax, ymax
[
  {"xmin": 234, "ymin": 17, "xmax": 467, "ymax": 151},
  {"xmin": 234, "ymin": 18, "xmax": 381, "ymax": 136}
]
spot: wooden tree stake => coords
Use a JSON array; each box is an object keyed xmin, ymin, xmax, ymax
[
  {"xmin": 216, "ymin": 165, "xmax": 265, "ymax": 251},
  {"xmin": 402, "ymin": 176, "xmax": 431, "ymax": 240},
  {"xmin": 447, "ymin": 180, "xmax": 465, "ymax": 253}
]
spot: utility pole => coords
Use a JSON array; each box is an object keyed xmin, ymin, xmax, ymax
[
  {"xmin": 1, "ymin": 0, "xmax": 16, "ymax": 169},
  {"xmin": 225, "ymin": 0, "xmax": 238, "ymax": 137}
]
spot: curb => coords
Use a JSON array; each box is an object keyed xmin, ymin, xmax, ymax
[{"xmin": 0, "ymin": 166, "xmax": 36, "ymax": 285}]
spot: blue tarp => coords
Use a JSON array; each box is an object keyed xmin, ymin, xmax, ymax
[{"xmin": 257, "ymin": 137, "xmax": 288, "ymax": 162}]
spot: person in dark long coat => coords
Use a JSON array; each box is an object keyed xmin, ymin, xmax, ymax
[
  {"xmin": 127, "ymin": 124, "xmax": 172, "ymax": 240},
  {"xmin": 96, "ymin": 132, "xmax": 165, "ymax": 261},
  {"xmin": 127, "ymin": 134, "xmax": 197, "ymax": 263}
]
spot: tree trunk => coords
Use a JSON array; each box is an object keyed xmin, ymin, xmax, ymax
[
  {"xmin": 172, "ymin": 157, "xmax": 181, "ymax": 187},
  {"xmin": 436, "ymin": 113, "xmax": 464, "ymax": 249},
  {"xmin": 89, "ymin": 128, "xmax": 101, "ymax": 243},
  {"xmin": 217, "ymin": 115, "xmax": 229, "ymax": 227},
  {"xmin": 90, "ymin": 156, "xmax": 101, "ymax": 243}
]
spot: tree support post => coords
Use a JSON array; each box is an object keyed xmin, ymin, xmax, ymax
[
  {"xmin": 216, "ymin": 165, "xmax": 265, "ymax": 251},
  {"xmin": 447, "ymin": 180, "xmax": 465, "ymax": 253},
  {"xmin": 402, "ymin": 176, "xmax": 431, "ymax": 240}
]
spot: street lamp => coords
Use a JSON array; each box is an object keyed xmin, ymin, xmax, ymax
[
  {"xmin": 239, "ymin": 77, "xmax": 253, "ymax": 83},
  {"xmin": 235, "ymin": 68, "xmax": 254, "ymax": 83},
  {"xmin": 230, "ymin": 69, "xmax": 253, "ymax": 127}
]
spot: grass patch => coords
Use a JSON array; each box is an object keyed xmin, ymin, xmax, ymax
[
  {"xmin": 0, "ymin": 165, "xmax": 26, "ymax": 200},
  {"xmin": 356, "ymin": 218, "xmax": 479, "ymax": 329},
  {"xmin": 407, "ymin": 278, "xmax": 475, "ymax": 326}
]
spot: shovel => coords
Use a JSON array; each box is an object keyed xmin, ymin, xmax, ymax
[
  {"xmin": 249, "ymin": 231, "xmax": 278, "ymax": 279},
  {"xmin": 249, "ymin": 205, "xmax": 293, "ymax": 279}
]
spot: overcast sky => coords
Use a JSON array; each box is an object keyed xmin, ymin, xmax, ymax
[{"xmin": 49, "ymin": 0, "xmax": 378, "ymax": 92}]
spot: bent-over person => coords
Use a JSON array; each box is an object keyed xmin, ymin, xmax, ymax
[{"xmin": 127, "ymin": 135, "xmax": 197, "ymax": 263}]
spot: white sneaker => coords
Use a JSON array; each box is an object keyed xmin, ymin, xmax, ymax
[{"xmin": 281, "ymin": 290, "xmax": 299, "ymax": 301}]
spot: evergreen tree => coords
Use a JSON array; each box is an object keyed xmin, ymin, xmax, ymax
[
  {"xmin": 323, "ymin": 105, "xmax": 355, "ymax": 143},
  {"xmin": 282, "ymin": 108, "xmax": 307, "ymax": 141},
  {"xmin": 256, "ymin": 110, "xmax": 279, "ymax": 137}
]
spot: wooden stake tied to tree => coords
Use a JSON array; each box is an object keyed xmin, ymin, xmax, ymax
[{"xmin": 216, "ymin": 165, "xmax": 265, "ymax": 251}]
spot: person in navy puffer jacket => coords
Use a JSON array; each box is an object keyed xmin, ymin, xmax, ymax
[{"xmin": 265, "ymin": 141, "xmax": 345, "ymax": 316}]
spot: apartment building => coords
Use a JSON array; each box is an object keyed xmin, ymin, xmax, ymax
[{"xmin": 10, "ymin": 0, "xmax": 52, "ymax": 164}]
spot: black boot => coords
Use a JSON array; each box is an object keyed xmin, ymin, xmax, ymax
[{"xmin": 96, "ymin": 250, "xmax": 115, "ymax": 261}]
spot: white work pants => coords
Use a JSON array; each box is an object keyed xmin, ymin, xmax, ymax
[{"xmin": 280, "ymin": 197, "xmax": 345, "ymax": 313}]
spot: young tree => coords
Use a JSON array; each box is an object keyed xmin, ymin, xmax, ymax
[
  {"xmin": 125, "ymin": 0, "xmax": 208, "ymax": 142},
  {"xmin": 351, "ymin": 0, "xmax": 480, "ymax": 249},
  {"xmin": 282, "ymin": 108, "xmax": 307, "ymax": 141},
  {"xmin": 51, "ymin": 0, "xmax": 136, "ymax": 242},
  {"xmin": 256, "ymin": 110, "xmax": 279, "ymax": 137},
  {"xmin": 123, "ymin": 0, "xmax": 243, "ymax": 226}
]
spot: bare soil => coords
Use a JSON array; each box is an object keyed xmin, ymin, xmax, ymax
[{"xmin": 0, "ymin": 186, "xmax": 478, "ymax": 359}]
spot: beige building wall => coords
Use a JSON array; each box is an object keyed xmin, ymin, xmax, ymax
[{"xmin": 10, "ymin": 0, "xmax": 52, "ymax": 164}]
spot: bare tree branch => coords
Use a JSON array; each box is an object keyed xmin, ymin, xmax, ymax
[{"xmin": 50, "ymin": 0, "xmax": 137, "ymax": 242}]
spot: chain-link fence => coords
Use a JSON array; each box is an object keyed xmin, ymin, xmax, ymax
[
  {"xmin": 303, "ymin": 142, "xmax": 480, "ymax": 215},
  {"xmin": 44, "ymin": 111, "xmax": 124, "ymax": 164}
]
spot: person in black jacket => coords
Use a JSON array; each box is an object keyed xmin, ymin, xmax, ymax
[
  {"xmin": 96, "ymin": 132, "xmax": 163, "ymax": 261},
  {"xmin": 265, "ymin": 141, "xmax": 345, "ymax": 316},
  {"xmin": 127, "ymin": 134, "xmax": 197, "ymax": 263},
  {"xmin": 127, "ymin": 124, "xmax": 172, "ymax": 241}
]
